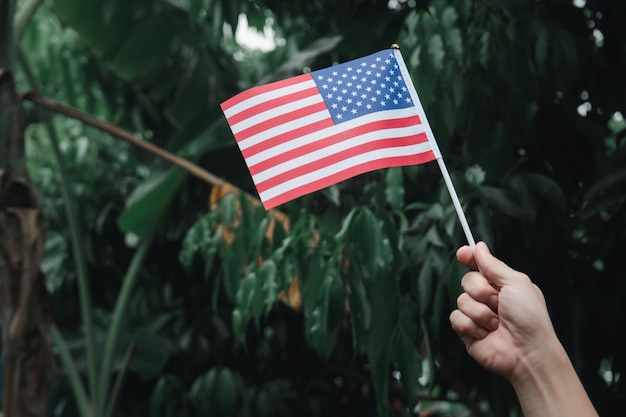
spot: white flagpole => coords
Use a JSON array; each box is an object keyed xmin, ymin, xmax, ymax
[{"xmin": 392, "ymin": 45, "xmax": 476, "ymax": 248}]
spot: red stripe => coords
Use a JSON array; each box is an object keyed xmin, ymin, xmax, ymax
[
  {"xmin": 234, "ymin": 101, "xmax": 328, "ymax": 142},
  {"xmin": 226, "ymin": 86, "xmax": 320, "ymax": 126},
  {"xmin": 261, "ymin": 152, "xmax": 437, "ymax": 209},
  {"xmin": 247, "ymin": 117, "xmax": 424, "ymax": 175},
  {"xmin": 220, "ymin": 73, "xmax": 313, "ymax": 112},
  {"xmin": 255, "ymin": 134, "xmax": 429, "ymax": 192},
  {"xmin": 241, "ymin": 117, "xmax": 335, "ymax": 159}
]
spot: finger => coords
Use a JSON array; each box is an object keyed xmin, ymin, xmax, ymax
[
  {"xmin": 456, "ymin": 245, "xmax": 477, "ymax": 270},
  {"xmin": 474, "ymin": 242, "xmax": 531, "ymax": 288},
  {"xmin": 449, "ymin": 309, "xmax": 489, "ymax": 340},
  {"xmin": 456, "ymin": 292, "xmax": 500, "ymax": 331},
  {"xmin": 461, "ymin": 271, "xmax": 499, "ymax": 310}
]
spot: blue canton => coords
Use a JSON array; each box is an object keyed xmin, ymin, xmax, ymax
[{"xmin": 311, "ymin": 50, "xmax": 413, "ymax": 124}]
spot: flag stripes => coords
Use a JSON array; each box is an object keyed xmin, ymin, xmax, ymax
[{"xmin": 220, "ymin": 49, "xmax": 439, "ymax": 209}]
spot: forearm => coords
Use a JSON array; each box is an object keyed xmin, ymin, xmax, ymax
[{"xmin": 510, "ymin": 341, "xmax": 598, "ymax": 417}]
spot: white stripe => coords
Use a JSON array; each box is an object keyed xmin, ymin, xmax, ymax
[
  {"xmin": 251, "ymin": 124, "xmax": 427, "ymax": 183},
  {"xmin": 240, "ymin": 106, "xmax": 420, "ymax": 153},
  {"xmin": 230, "ymin": 94, "xmax": 324, "ymax": 134},
  {"xmin": 237, "ymin": 110, "xmax": 331, "ymax": 150},
  {"xmin": 223, "ymin": 79, "xmax": 317, "ymax": 118},
  {"xmin": 259, "ymin": 142, "xmax": 433, "ymax": 200}
]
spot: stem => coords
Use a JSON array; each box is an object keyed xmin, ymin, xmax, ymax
[
  {"xmin": 52, "ymin": 325, "xmax": 92, "ymax": 417},
  {"xmin": 24, "ymin": 92, "xmax": 225, "ymax": 188},
  {"xmin": 103, "ymin": 343, "xmax": 136, "ymax": 417},
  {"xmin": 98, "ymin": 234, "xmax": 154, "ymax": 415},
  {"xmin": 13, "ymin": 0, "xmax": 44, "ymax": 42},
  {"xmin": 18, "ymin": 49, "xmax": 100, "ymax": 413},
  {"xmin": 0, "ymin": 0, "xmax": 15, "ymax": 70}
]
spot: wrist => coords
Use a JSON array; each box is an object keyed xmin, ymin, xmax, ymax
[
  {"xmin": 509, "ymin": 337, "xmax": 599, "ymax": 417},
  {"xmin": 509, "ymin": 335, "xmax": 567, "ymax": 388}
]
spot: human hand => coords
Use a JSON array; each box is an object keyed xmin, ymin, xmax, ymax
[{"xmin": 449, "ymin": 241, "xmax": 560, "ymax": 382}]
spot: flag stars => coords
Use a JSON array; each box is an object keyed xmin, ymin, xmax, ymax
[{"xmin": 311, "ymin": 50, "xmax": 415, "ymax": 124}]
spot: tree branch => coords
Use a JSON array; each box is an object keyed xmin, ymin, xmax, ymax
[{"xmin": 22, "ymin": 91, "xmax": 225, "ymax": 188}]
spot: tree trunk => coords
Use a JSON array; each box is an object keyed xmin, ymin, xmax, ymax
[{"xmin": 0, "ymin": 70, "xmax": 53, "ymax": 417}]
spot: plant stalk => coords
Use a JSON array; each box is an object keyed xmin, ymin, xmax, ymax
[
  {"xmin": 98, "ymin": 233, "xmax": 154, "ymax": 415},
  {"xmin": 18, "ymin": 48, "xmax": 101, "ymax": 413}
]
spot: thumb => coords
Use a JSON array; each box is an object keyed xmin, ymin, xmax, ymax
[{"xmin": 474, "ymin": 242, "xmax": 520, "ymax": 288}]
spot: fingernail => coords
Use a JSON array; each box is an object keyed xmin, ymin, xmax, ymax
[
  {"xmin": 479, "ymin": 241, "xmax": 491, "ymax": 254},
  {"xmin": 489, "ymin": 317, "xmax": 499, "ymax": 330},
  {"xmin": 476, "ymin": 327, "xmax": 488, "ymax": 338},
  {"xmin": 489, "ymin": 294, "xmax": 499, "ymax": 309}
]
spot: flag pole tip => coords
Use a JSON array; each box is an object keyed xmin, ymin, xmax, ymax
[{"xmin": 391, "ymin": 43, "xmax": 400, "ymax": 50}]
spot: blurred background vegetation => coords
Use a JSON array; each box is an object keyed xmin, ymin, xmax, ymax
[{"xmin": 1, "ymin": 0, "xmax": 625, "ymax": 416}]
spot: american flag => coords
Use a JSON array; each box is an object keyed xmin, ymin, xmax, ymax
[{"xmin": 221, "ymin": 49, "xmax": 441, "ymax": 210}]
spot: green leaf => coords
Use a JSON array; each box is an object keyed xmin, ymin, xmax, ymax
[
  {"xmin": 118, "ymin": 167, "xmax": 186, "ymax": 238},
  {"xmin": 418, "ymin": 255, "xmax": 433, "ymax": 315},
  {"xmin": 232, "ymin": 275, "xmax": 256, "ymax": 343},
  {"xmin": 440, "ymin": 5, "xmax": 458, "ymax": 30},
  {"xmin": 385, "ymin": 167, "xmax": 405, "ymax": 210},
  {"xmin": 427, "ymin": 33, "xmax": 445, "ymax": 71},
  {"xmin": 480, "ymin": 185, "xmax": 529, "ymax": 220},
  {"xmin": 348, "ymin": 208, "xmax": 384, "ymax": 281},
  {"xmin": 364, "ymin": 269, "xmax": 398, "ymax": 417},
  {"xmin": 479, "ymin": 31, "xmax": 491, "ymax": 69},
  {"xmin": 447, "ymin": 27, "xmax": 463, "ymax": 62},
  {"xmin": 395, "ymin": 329, "xmax": 422, "ymax": 407}
]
